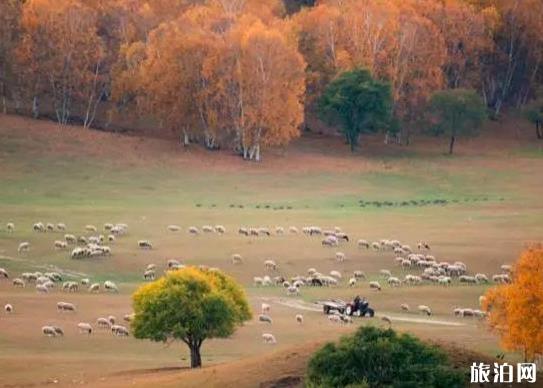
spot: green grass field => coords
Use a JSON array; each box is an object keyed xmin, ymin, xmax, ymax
[{"xmin": 0, "ymin": 115, "xmax": 542, "ymax": 386}]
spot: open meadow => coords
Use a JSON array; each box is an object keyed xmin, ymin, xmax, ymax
[{"xmin": 0, "ymin": 115, "xmax": 542, "ymax": 387}]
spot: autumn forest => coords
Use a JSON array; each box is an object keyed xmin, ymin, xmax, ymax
[{"xmin": 1, "ymin": 0, "xmax": 542, "ymax": 160}]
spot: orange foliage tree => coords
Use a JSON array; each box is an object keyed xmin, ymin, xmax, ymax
[
  {"xmin": 482, "ymin": 246, "xmax": 543, "ymax": 362},
  {"xmin": 17, "ymin": 0, "xmax": 105, "ymax": 126}
]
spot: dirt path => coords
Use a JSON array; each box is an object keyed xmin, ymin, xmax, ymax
[{"xmin": 270, "ymin": 297, "xmax": 466, "ymax": 327}]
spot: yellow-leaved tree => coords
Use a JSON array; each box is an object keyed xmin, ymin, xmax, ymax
[
  {"xmin": 482, "ymin": 246, "xmax": 543, "ymax": 362},
  {"xmin": 132, "ymin": 267, "xmax": 251, "ymax": 368}
]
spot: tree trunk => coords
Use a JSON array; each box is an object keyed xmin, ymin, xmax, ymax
[
  {"xmin": 32, "ymin": 96, "xmax": 39, "ymax": 119},
  {"xmin": 536, "ymin": 121, "xmax": 542, "ymax": 140},
  {"xmin": 449, "ymin": 135, "xmax": 455, "ymax": 155},
  {"xmin": 189, "ymin": 343, "xmax": 202, "ymax": 368}
]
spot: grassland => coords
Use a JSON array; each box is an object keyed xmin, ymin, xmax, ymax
[{"xmin": 0, "ymin": 114, "xmax": 542, "ymax": 387}]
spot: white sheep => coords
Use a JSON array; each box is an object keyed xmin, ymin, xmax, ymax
[
  {"xmin": 369, "ymin": 281, "xmax": 381, "ymax": 291},
  {"xmin": 85, "ymin": 225, "xmax": 97, "ymax": 232},
  {"xmin": 264, "ymin": 260, "xmax": 277, "ymax": 271},
  {"xmin": 167, "ymin": 225, "xmax": 181, "ymax": 232},
  {"xmin": 287, "ymin": 285, "xmax": 299, "ymax": 296},
  {"xmin": 42, "ymin": 326, "xmax": 57, "ymax": 337},
  {"xmin": 88, "ymin": 283, "xmax": 100, "ymax": 293},
  {"xmin": 54, "ymin": 240, "xmax": 67, "ymax": 250},
  {"xmin": 57, "ymin": 301, "xmax": 76, "ymax": 312},
  {"xmin": 357, "ymin": 239, "xmax": 370, "ymax": 249},
  {"xmin": 275, "ymin": 226, "xmax": 284, "ymax": 235},
  {"xmin": 262, "ymin": 333, "xmax": 276, "ymax": 344},
  {"xmin": 348, "ymin": 277, "xmax": 357, "ymax": 287},
  {"xmin": 387, "ymin": 277, "xmax": 401, "ymax": 287},
  {"xmin": 46, "ymin": 223, "xmax": 55, "ymax": 231},
  {"xmin": 322, "ymin": 236, "xmax": 339, "ymax": 247},
  {"xmin": 64, "ymin": 234, "xmax": 76, "ymax": 244},
  {"xmin": 289, "ymin": 226, "xmax": 299, "ymax": 234},
  {"xmin": 12, "ymin": 278, "xmax": 25, "ymax": 288},
  {"xmin": 77, "ymin": 322, "xmax": 93, "ymax": 334},
  {"xmin": 295, "ymin": 314, "xmax": 303, "ymax": 324},
  {"xmin": 36, "ymin": 284, "xmax": 48, "ymax": 293},
  {"xmin": 400, "ymin": 303, "xmax": 410, "ymax": 312},
  {"xmin": 6, "ymin": 222, "xmax": 14, "ymax": 232},
  {"xmin": 479, "ymin": 295, "xmax": 487, "ymax": 307},
  {"xmin": 202, "ymin": 225, "xmax": 214, "ymax": 233},
  {"xmin": 4, "ymin": 303, "xmax": 13, "ymax": 313},
  {"xmin": 104, "ymin": 280, "xmax": 118, "ymax": 293},
  {"xmin": 353, "ymin": 270, "xmax": 366, "ymax": 279},
  {"xmin": 97, "ymin": 317, "xmax": 111, "ymax": 329},
  {"xmin": 144, "ymin": 269, "xmax": 155, "ymax": 280},
  {"xmin": 138, "ymin": 240, "xmax": 153, "ymax": 249},
  {"xmin": 215, "ymin": 225, "xmax": 226, "ymax": 234},
  {"xmin": 0, "ymin": 268, "xmax": 8, "ymax": 279},
  {"xmin": 330, "ymin": 270, "xmax": 342, "ymax": 279},
  {"xmin": 379, "ymin": 269, "xmax": 392, "ymax": 278},
  {"xmin": 371, "ymin": 242, "xmax": 380, "ymax": 250},
  {"xmin": 18, "ymin": 242, "xmax": 30, "ymax": 253},
  {"xmin": 261, "ymin": 303, "xmax": 271, "ymax": 314},
  {"xmin": 33, "ymin": 222, "xmax": 45, "ymax": 232},
  {"xmin": 188, "ymin": 226, "xmax": 199, "ymax": 235},
  {"xmin": 500, "ymin": 264, "xmax": 512, "ymax": 273},
  {"xmin": 258, "ymin": 314, "xmax": 273, "ymax": 324},
  {"xmin": 335, "ymin": 252, "xmax": 346, "ymax": 262},
  {"xmin": 232, "ymin": 254, "xmax": 243, "ymax": 265},
  {"xmin": 418, "ymin": 305, "xmax": 432, "ymax": 316},
  {"xmin": 111, "ymin": 324, "xmax": 129, "ymax": 336}
]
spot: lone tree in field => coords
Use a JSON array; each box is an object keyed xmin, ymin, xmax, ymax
[
  {"xmin": 132, "ymin": 267, "xmax": 251, "ymax": 368},
  {"xmin": 429, "ymin": 89, "xmax": 486, "ymax": 154},
  {"xmin": 482, "ymin": 246, "xmax": 543, "ymax": 362},
  {"xmin": 318, "ymin": 69, "xmax": 392, "ymax": 152}
]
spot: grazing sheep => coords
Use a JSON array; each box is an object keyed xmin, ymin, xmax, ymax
[
  {"xmin": 188, "ymin": 226, "xmax": 199, "ymax": 235},
  {"xmin": 5, "ymin": 303, "xmax": 13, "ymax": 313},
  {"xmin": 329, "ymin": 270, "xmax": 342, "ymax": 280},
  {"xmin": 107, "ymin": 234, "xmax": 115, "ymax": 242},
  {"xmin": 353, "ymin": 270, "xmax": 366, "ymax": 279},
  {"xmin": 88, "ymin": 283, "xmax": 100, "ymax": 293},
  {"xmin": 108, "ymin": 315, "xmax": 116, "ymax": 325},
  {"xmin": 36, "ymin": 284, "xmax": 49, "ymax": 293},
  {"xmin": 475, "ymin": 273, "xmax": 489, "ymax": 283},
  {"xmin": 103, "ymin": 223, "xmax": 114, "ymax": 231},
  {"xmin": 123, "ymin": 313, "xmax": 135, "ymax": 322},
  {"xmin": 357, "ymin": 239, "xmax": 370, "ymax": 249},
  {"xmin": 232, "ymin": 254, "xmax": 243, "ymax": 265},
  {"xmin": 143, "ymin": 269, "xmax": 155, "ymax": 280},
  {"xmin": 261, "ymin": 303, "xmax": 271, "ymax": 314},
  {"xmin": 262, "ymin": 333, "xmax": 276, "ymax": 344},
  {"xmin": 321, "ymin": 236, "xmax": 339, "ymax": 247},
  {"xmin": 349, "ymin": 277, "xmax": 357, "ymax": 287},
  {"xmin": 459, "ymin": 275, "xmax": 477, "ymax": 284},
  {"xmin": 57, "ymin": 302, "xmax": 76, "ymax": 312},
  {"xmin": 417, "ymin": 241, "xmax": 431, "ymax": 250},
  {"xmin": 202, "ymin": 225, "xmax": 214, "ymax": 233},
  {"xmin": 381, "ymin": 316, "xmax": 392, "ymax": 325},
  {"xmin": 12, "ymin": 278, "xmax": 25, "ymax": 287},
  {"xmin": 53, "ymin": 326, "xmax": 64, "ymax": 336},
  {"xmin": 42, "ymin": 326, "xmax": 57, "ymax": 337},
  {"xmin": 6, "ymin": 222, "xmax": 14, "ymax": 232},
  {"xmin": 85, "ymin": 225, "xmax": 97, "ymax": 232},
  {"xmin": 275, "ymin": 226, "xmax": 284, "ymax": 235},
  {"xmin": 492, "ymin": 274, "xmax": 511, "ymax": 284},
  {"xmin": 56, "ymin": 223, "xmax": 66, "ymax": 231},
  {"xmin": 500, "ymin": 264, "xmax": 512, "ymax": 273},
  {"xmin": 287, "ymin": 285, "xmax": 299, "ymax": 296},
  {"xmin": 0, "ymin": 268, "xmax": 8, "ymax": 279},
  {"xmin": 104, "ymin": 280, "xmax": 118, "ymax": 293},
  {"xmin": 18, "ymin": 242, "xmax": 30, "ymax": 253},
  {"xmin": 335, "ymin": 252, "xmax": 346, "ymax": 262},
  {"xmin": 81, "ymin": 278, "xmax": 90, "ymax": 285},
  {"xmin": 369, "ymin": 281, "xmax": 381, "ymax": 291},
  {"xmin": 77, "ymin": 322, "xmax": 93, "ymax": 334},
  {"xmin": 54, "ymin": 240, "xmax": 67, "ymax": 250},
  {"xmin": 400, "ymin": 303, "xmax": 410, "ymax": 312},
  {"xmin": 238, "ymin": 227, "xmax": 249, "ymax": 236},
  {"xmin": 64, "ymin": 234, "xmax": 76, "ymax": 244},
  {"xmin": 258, "ymin": 314, "xmax": 273, "ymax": 324},
  {"xmin": 167, "ymin": 225, "xmax": 181, "ymax": 232},
  {"xmin": 264, "ymin": 260, "xmax": 277, "ymax": 271},
  {"xmin": 33, "ymin": 222, "xmax": 45, "ymax": 232},
  {"xmin": 215, "ymin": 225, "xmax": 226, "ymax": 234},
  {"xmin": 371, "ymin": 242, "xmax": 380, "ymax": 251},
  {"xmin": 97, "ymin": 317, "xmax": 111, "ymax": 329},
  {"xmin": 479, "ymin": 295, "xmax": 487, "ymax": 307},
  {"xmin": 289, "ymin": 226, "xmax": 299, "ymax": 234},
  {"xmin": 418, "ymin": 305, "xmax": 432, "ymax": 316},
  {"xmin": 380, "ymin": 269, "xmax": 392, "ymax": 278},
  {"xmin": 111, "ymin": 324, "xmax": 129, "ymax": 337},
  {"xmin": 138, "ymin": 240, "xmax": 153, "ymax": 249},
  {"xmin": 295, "ymin": 314, "xmax": 304, "ymax": 324},
  {"xmin": 387, "ymin": 277, "xmax": 401, "ymax": 287}
]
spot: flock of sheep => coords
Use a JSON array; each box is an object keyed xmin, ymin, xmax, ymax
[{"xmin": 1, "ymin": 220, "xmax": 513, "ymax": 345}]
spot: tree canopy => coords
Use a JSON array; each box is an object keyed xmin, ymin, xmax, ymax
[
  {"xmin": 482, "ymin": 246, "xmax": 543, "ymax": 362},
  {"xmin": 306, "ymin": 326, "xmax": 465, "ymax": 388},
  {"xmin": 318, "ymin": 69, "xmax": 392, "ymax": 151},
  {"xmin": 429, "ymin": 88, "xmax": 487, "ymax": 154},
  {"xmin": 132, "ymin": 267, "xmax": 251, "ymax": 368}
]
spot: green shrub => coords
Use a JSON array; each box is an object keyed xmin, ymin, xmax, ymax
[{"xmin": 306, "ymin": 326, "xmax": 465, "ymax": 388}]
